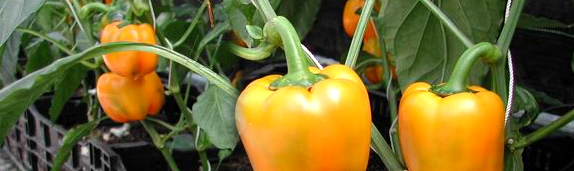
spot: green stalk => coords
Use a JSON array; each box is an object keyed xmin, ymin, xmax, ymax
[
  {"xmin": 344, "ymin": 0, "xmax": 376, "ymax": 68},
  {"xmin": 16, "ymin": 28, "xmax": 74, "ymax": 55},
  {"xmin": 66, "ymin": 0, "xmax": 96, "ymax": 44},
  {"xmin": 225, "ymin": 42, "xmax": 277, "ymax": 60},
  {"xmin": 496, "ymin": 0, "xmax": 525, "ymax": 57},
  {"xmin": 370, "ymin": 22, "xmax": 403, "ymax": 163},
  {"xmin": 16, "ymin": 28, "xmax": 99, "ymax": 69},
  {"xmin": 418, "ymin": 0, "xmax": 474, "ymax": 48},
  {"xmin": 371, "ymin": 123, "xmax": 405, "ymax": 171},
  {"xmin": 253, "ymin": 0, "xmax": 277, "ymax": 22},
  {"xmin": 198, "ymin": 151, "xmax": 211, "ymax": 171},
  {"xmin": 513, "ymin": 109, "xmax": 574, "ymax": 149},
  {"xmin": 431, "ymin": 42, "xmax": 501, "ymax": 95},
  {"xmin": 141, "ymin": 120, "xmax": 182, "ymax": 171},
  {"xmin": 494, "ymin": 0, "xmax": 526, "ymax": 104},
  {"xmin": 159, "ymin": 148, "xmax": 182, "ymax": 171},
  {"xmin": 79, "ymin": 2, "xmax": 109, "ymax": 19},
  {"xmin": 173, "ymin": 1, "xmax": 207, "ymax": 47},
  {"xmin": 266, "ymin": 17, "xmax": 325, "ymax": 89}
]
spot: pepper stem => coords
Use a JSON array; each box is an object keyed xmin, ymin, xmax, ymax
[
  {"xmin": 266, "ymin": 17, "xmax": 326, "ymax": 90},
  {"xmin": 431, "ymin": 42, "xmax": 501, "ymax": 96}
]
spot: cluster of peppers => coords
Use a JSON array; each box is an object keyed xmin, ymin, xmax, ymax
[
  {"xmin": 96, "ymin": 21, "xmax": 165, "ymax": 123},
  {"xmin": 342, "ymin": 0, "xmax": 396, "ymax": 84},
  {"xmin": 234, "ymin": 1, "xmax": 505, "ymax": 170}
]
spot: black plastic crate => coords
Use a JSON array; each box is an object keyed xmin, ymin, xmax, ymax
[{"xmin": 3, "ymin": 106, "xmax": 126, "ymax": 171}]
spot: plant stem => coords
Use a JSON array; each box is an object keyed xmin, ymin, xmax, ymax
[
  {"xmin": 371, "ymin": 123, "xmax": 405, "ymax": 171},
  {"xmin": 266, "ymin": 17, "xmax": 325, "ymax": 89},
  {"xmin": 225, "ymin": 42, "xmax": 277, "ymax": 60},
  {"xmin": 418, "ymin": 0, "xmax": 474, "ymax": 48},
  {"xmin": 513, "ymin": 109, "xmax": 574, "ymax": 149},
  {"xmin": 173, "ymin": 1, "xmax": 207, "ymax": 47},
  {"xmin": 79, "ymin": 2, "xmax": 109, "ymax": 19},
  {"xmin": 494, "ymin": 0, "xmax": 526, "ymax": 104},
  {"xmin": 16, "ymin": 28, "xmax": 100, "ymax": 69},
  {"xmin": 159, "ymin": 148, "xmax": 182, "ymax": 171},
  {"xmin": 141, "ymin": 120, "xmax": 182, "ymax": 171},
  {"xmin": 344, "ymin": 0, "xmax": 376, "ymax": 68},
  {"xmin": 252, "ymin": 0, "xmax": 277, "ymax": 22},
  {"xmin": 66, "ymin": 0, "xmax": 96, "ymax": 44},
  {"xmin": 496, "ymin": 0, "xmax": 525, "ymax": 57},
  {"xmin": 431, "ymin": 42, "xmax": 501, "ymax": 95},
  {"xmin": 371, "ymin": 27, "xmax": 403, "ymax": 163},
  {"xmin": 198, "ymin": 151, "xmax": 211, "ymax": 171},
  {"xmin": 147, "ymin": 118, "xmax": 180, "ymax": 130},
  {"xmin": 16, "ymin": 28, "xmax": 74, "ymax": 55}
]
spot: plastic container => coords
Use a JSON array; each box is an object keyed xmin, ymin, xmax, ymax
[{"xmin": 3, "ymin": 105, "xmax": 126, "ymax": 171}]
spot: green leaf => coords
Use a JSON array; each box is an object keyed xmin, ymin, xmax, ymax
[
  {"xmin": 218, "ymin": 149, "xmax": 233, "ymax": 160},
  {"xmin": 246, "ymin": 25, "xmax": 263, "ymax": 40},
  {"xmin": 51, "ymin": 118, "xmax": 100, "ymax": 171},
  {"xmin": 0, "ymin": 32, "xmax": 21, "ymax": 86},
  {"xmin": 228, "ymin": 9, "xmax": 253, "ymax": 47},
  {"xmin": 518, "ymin": 14, "xmax": 569, "ymax": 29},
  {"xmin": 193, "ymin": 22, "xmax": 231, "ymax": 59},
  {"xmin": 0, "ymin": 0, "xmax": 46, "ymax": 46},
  {"xmin": 523, "ymin": 86, "xmax": 564, "ymax": 106},
  {"xmin": 49, "ymin": 65, "xmax": 88, "ymax": 122},
  {"xmin": 275, "ymin": 0, "xmax": 321, "ymax": 39},
  {"xmin": 513, "ymin": 86, "xmax": 540, "ymax": 128},
  {"xmin": 192, "ymin": 85, "xmax": 238, "ymax": 149},
  {"xmin": 166, "ymin": 134, "xmax": 196, "ymax": 151},
  {"xmin": 571, "ymin": 51, "xmax": 574, "ymax": 74},
  {"xmin": 379, "ymin": 0, "xmax": 505, "ymax": 90},
  {"xmin": 223, "ymin": 0, "xmax": 256, "ymax": 47},
  {"xmin": 25, "ymin": 41, "xmax": 57, "ymax": 74},
  {"xmin": 74, "ymin": 31, "xmax": 92, "ymax": 52}
]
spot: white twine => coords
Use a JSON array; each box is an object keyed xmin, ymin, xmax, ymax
[{"xmin": 504, "ymin": 0, "xmax": 516, "ymax": 126}]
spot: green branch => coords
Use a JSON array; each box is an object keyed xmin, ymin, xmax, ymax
[
  {"xmin": 513, "ymin": 109, "xmax": 574, "ymax": 149},
  {"xmin": 344, "ymin": 0, "xmax": 376, "ymax": 68},
  {"xmin": 173, "ymin": 1, "xmax": 208, "ymax": 47}
]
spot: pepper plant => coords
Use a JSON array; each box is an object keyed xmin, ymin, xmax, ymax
[{"xmin": 0, "ymin": 0, "xmax": 574, "ymax": 171}]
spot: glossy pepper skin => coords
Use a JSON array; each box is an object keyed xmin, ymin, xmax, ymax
[
  {"xmin": 100, "ymin": 21, "xmax": 158, "ymax": 78},
  {"xmin": 96, "ymin": 72, "xmax": 165, "ymax": 123},
  {"xmin": 343, "ymin": 0, "xmax": 377, "ymax": 40},
  {"xmin": 398, "ymin": 82, "xmax": 505, "ymax": 171},
  {"xmin": 236, "ymin": 64, "xmax": 371, "ymax": 171}
]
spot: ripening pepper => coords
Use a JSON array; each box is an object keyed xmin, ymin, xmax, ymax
[
  {"xmin": 96, "ymin": 72, "xmax": 165, "ymax": 123},
  {"xmin": 100, "ymin": 21, "xmax": 158, "ymax": 78},
  {"xmin": 398, "ymin": 43, "xmax": 505, "ymax": 171},
  {"xmin": 342, "ymin": 0, "xmax": 378, "ymax": 40},
  {"xmin": 362, "ymin": 37, "xmax": 396, "ymax": 83},
  {"xmin": 235, "ymin": 17, "xmax": 371, "ymax": 171}
]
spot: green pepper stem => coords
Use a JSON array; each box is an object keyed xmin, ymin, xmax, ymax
[
  {"xmin": 267, "ymin": 17, "xmax": 325, "ymax": 89},
  {"xmin": 225, "ymin": 42, "xmax": 277, "ymax": 60},
  {"xmin": 431, "ymin": 42, "xmax": 501, "ymax": 95}
]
